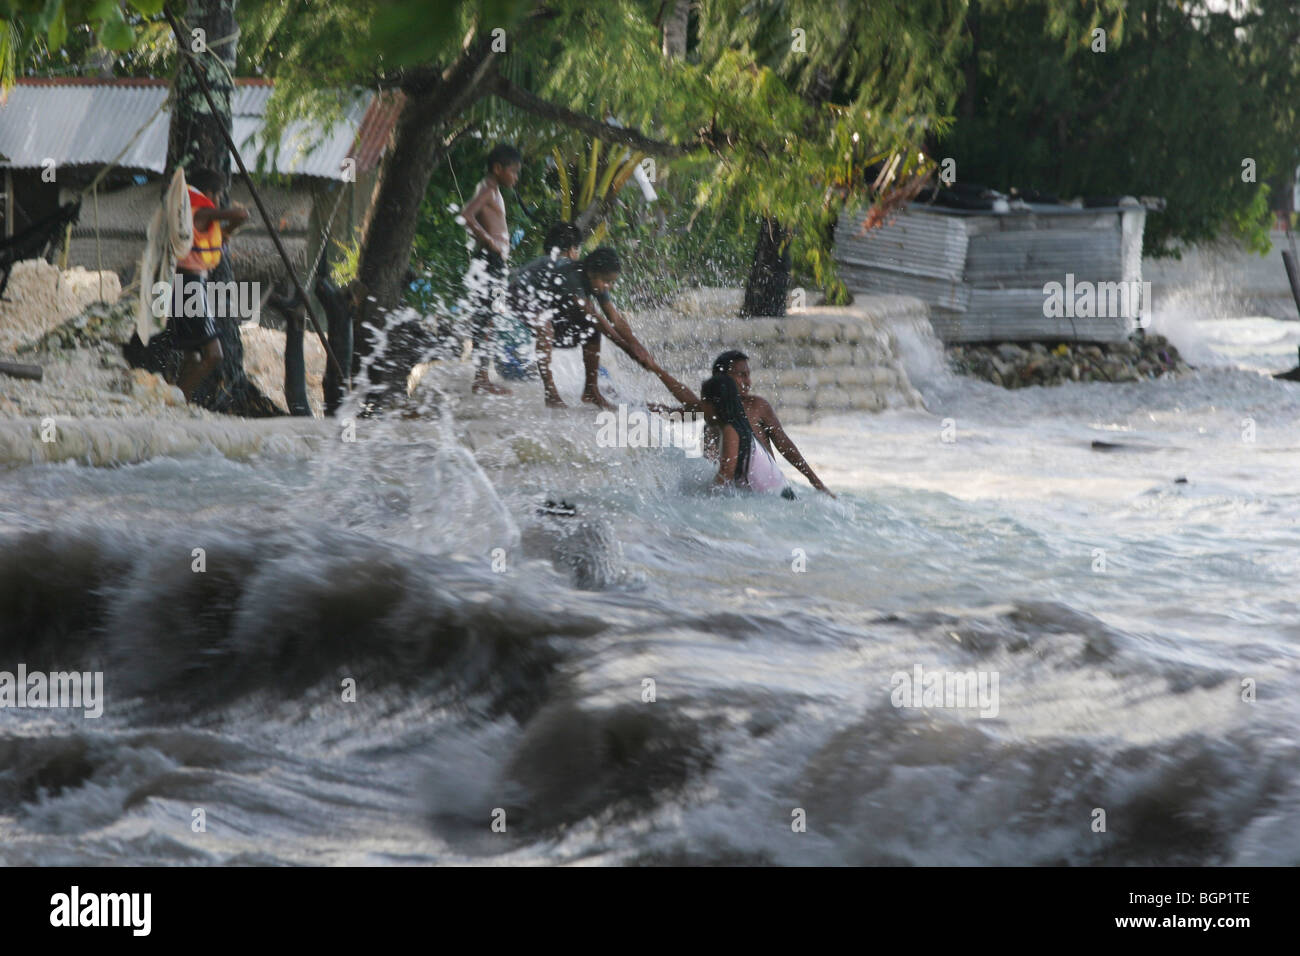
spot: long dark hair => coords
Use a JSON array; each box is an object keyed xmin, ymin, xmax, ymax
[{"xmin": 702, "ymin": 372, "xmax": 753, "ymax": 486}]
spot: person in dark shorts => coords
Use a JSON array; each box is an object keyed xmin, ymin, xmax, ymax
[
  {"xmin": 494, "ymin": 221, "xmax": 584, "ymax": 380},
  {"xmin": 171, "ymin": 167, "xmax": 249, "ymax": 402},
  {"xmin": 460, "ymin": 143, "xmax": 522, "ymax": 395},
  {"xmin": 508, "ymin": 239, "xmax": 658, "ymax": 409}
]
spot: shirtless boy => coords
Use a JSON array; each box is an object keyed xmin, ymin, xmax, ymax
[{"xmin": 461, "ymin": 143, "xmax": 521, "ymax": 395}]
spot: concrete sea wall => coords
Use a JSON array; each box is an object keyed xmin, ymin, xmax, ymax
[{"xmin": 637, "ymin": 288, "xmax": 926, "ymax": 425}]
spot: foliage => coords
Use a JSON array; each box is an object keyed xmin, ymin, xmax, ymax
[
  {"xmin": 942, "ymin": 0, "xmax": 1300, "ymax": 256},
  {"xmin": 2, "ymin": 0, "xmax": 164, "ymax": 86}
]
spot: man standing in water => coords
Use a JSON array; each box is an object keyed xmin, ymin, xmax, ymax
[
  {"xmin": 461, "ymin": 143, "xmax": 522, "ymax": 395},
  {"xmin": 649, "ymin": 349, "xmax": 835, "ymax": 497}
]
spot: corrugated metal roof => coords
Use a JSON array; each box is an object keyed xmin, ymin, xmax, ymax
[
  {"xmin": 351, "ymin": 90, "xmax": 403, "ymax": 174},
  {"xmin": 0, "ymin": 78, "xmax": 390, "ymax": 180}
]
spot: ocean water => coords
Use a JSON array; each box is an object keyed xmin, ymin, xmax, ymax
[{"xmin": 2, "ymin": 304, "xmax": 1300, "ymax": 866}]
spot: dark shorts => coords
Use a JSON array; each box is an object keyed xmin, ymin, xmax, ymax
[
  {"xmin": 469, "ymin": 247, "xmax": 507, "ymax": 307},
  {"xmin": 549, "ymin": 310, "xmax": 600, "ymax": 349},
  {"xmin": 168, "ymin": 270, "xmax": 218, "ymax": 350}
]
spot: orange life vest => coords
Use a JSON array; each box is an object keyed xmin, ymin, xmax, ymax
[{"xmin": 176, "ymin": 187, "xmax": 223, "ymax": 273}]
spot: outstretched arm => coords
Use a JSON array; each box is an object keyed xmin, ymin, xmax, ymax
[
  {"xmin": 644, "ymin": 360, "xmax": 706, "ymax": 411},
  {"xmin": 194, "ymin": 204, "xmax": 249, "ymax": 234},
  {"xmin": 757, "ymin": 398, "xmax": 835, "ymax": 497},
  {"xmin": 598, "ymin": 299, "xmax": 657, "ymax": 370}
]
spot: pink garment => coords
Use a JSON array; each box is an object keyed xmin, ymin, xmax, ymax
[{"xmin": 746, "ymin": 440, "xmax": 789, "ymax": 494}]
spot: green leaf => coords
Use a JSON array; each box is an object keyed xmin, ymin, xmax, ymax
[
  {"xmin": 98, "ymin": 4, "xmax": 133, "ymax": 50},
  {"xmin": 33, "ymin": 0, "xmax": 58, "ymax": 32},
  {"xmin": 369, "ymin": 2, "xmax": 465, "ymax": 65},
  {"xmin": 47, "ymin": 0, "xmax": 65, "ymax": 52},
  {"xmin": 128, "ymin": 0, "xmax": 166, "ymax": 14}
]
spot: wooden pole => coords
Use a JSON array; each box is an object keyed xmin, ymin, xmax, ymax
[
  {"xmin": 1282, "ymin": 249, "xmax": 1300, "ymax": 322},
  {"xmin": 162, "ymin": 4, "xmax": 348, "ymax": 389},
  {"xmin": 3, "ymin": 169, "xmax": 12, "ymax": 238},
  {"xmin": 0, "ymin": 360, "xmax": 43, "ymax": 381}
]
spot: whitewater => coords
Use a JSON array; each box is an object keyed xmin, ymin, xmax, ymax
[{"xmin": 2, "ymin": 290, "xmax": 1299, "ymax": 866}]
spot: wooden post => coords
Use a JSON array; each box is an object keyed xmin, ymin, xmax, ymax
[
  {"xmin": 0, "ymin": 360, "xmax": 43, "ymax": 381},
  {"xmin": 283, "ymin": 313, "xmax": 311, "ymax": 416},
  {"xmin": 316, "ymin": 276, "xmax": 353, "ymax": 417},
  {"xmin": 1282, "ymin": 250, "xmax": 1300, "ymax": 322},
  {"xmin": 3, "ymin": 170, "xmax": 12, "ymax": 238}
]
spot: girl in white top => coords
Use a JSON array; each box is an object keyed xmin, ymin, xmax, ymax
[{"xmin": 699, "ymin": 372, "xmax": 795, "ymax": 497}]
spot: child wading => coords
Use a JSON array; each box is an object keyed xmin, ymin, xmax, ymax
[
  {"xmin": 460, "ymin": 143, "xmax": 522, "ymax": 395},
  {"xmin": 507, "ymin": 223, "xmax": 658, "ymax": 409}
]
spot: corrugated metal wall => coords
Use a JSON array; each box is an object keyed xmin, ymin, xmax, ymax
[{"xmin": 834, "ymin": 204, "xmax": 1146, "ymax": 344}]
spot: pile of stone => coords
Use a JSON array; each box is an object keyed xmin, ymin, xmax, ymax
[
  {"xmin": 0, "ymin": 259, "xmax": 121, "ymax": 353},
  {"xmin": 18, "ymin": 296, "xmax": 136, "ymax": 354},
  {"xmin": 947, "ymin": 334, "xmax": 1191, "ymax": 388}
]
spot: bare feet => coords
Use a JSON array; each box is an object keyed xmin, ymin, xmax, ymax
[
  {"xmin": 581, "ymin": 389, "xmax": 615, "ymax": 411},
  {"xmin": 472, "ymin": 377, "xmax": 512, "ymax": 396}
]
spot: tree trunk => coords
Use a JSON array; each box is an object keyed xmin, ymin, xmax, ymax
[
  {"xmin": 662, "ymin": 0, "xmax": 689, "ymax": 59},
  {"xmin": 961, "ymin": 1, "xmax": 980, "ymax": 121},
  {"xmin": 741, "ymin": 217, "xmax": 791, "ymax": 316},
  {"xmin": 349, "ymin": 42, "xmax": 498, "ymax": 408},
  {"xmin": 349, "ymin": 87, "xmax": 447, "ymax": 406},
  {"xmin": 161, "ymin": 0, "xmax": 284, "ymax": 417}
]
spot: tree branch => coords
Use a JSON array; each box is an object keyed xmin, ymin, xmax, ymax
[{"xmin": 489, "ymin": 71, "xmax": 699, "ymax": 157}]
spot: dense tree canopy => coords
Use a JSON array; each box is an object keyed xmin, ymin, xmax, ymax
[{"xmin": 943, "ymin": 0, "xmax": 1300, "ymax": 255}]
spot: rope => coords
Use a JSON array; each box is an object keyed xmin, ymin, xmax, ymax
[
  {"xmin": 300, "ymin": 181, "xmax": 348, "ymax": 296},
  {"xmin": 94, "ymin": 182, "xmax": 102, "ymax": 302},
  {"xmin": 447, "ymin": 152, "xmax": 465, "ymax": 207}
]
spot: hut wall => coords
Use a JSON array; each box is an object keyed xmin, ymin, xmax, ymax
[{"xmin": 835, "ymin": 204, "xmax": 1147, "ymax": 344}]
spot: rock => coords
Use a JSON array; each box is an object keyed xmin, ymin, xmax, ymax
[
  {"xmin": 810, "ymin": 321, "xmax": 840, "ymax": 343},
  {"xmin": 780, "ymin": 317, "xmax": 813, "ymax": 340},
  {"xmin": 997, "ymin": 343, "xmax": 1026, "ymax": 362},
  {"xmin": 131, "ymin": 368, "xmax": 187, "ymax": 407}
]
